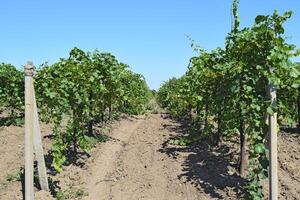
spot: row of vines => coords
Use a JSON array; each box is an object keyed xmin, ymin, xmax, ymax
[
  {"xmin": 0, "ymin": 47, "xmax": 152, "ymax": 172},
  {"xmin": 157, "ymin": 1, "xmax": 299, "ymax": 199}
]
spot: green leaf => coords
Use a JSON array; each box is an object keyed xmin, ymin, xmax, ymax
[
  {"xmin": 255, "ymin": 15, "xmax": 268, "ymax": 24},
  {"xmin": 291, "ymin": 83, "xmax": 299, "ymax": 88},
  {"xmin": 255, "ymin": 143, "xmax": 265, "ymax": 154},
  {"xmin": 266, "ymin": 107, "xmax": 274, "ymax": 115},
  {"xmin": 246, "ymin": 85, "xmax": 253, "ymax": 92},
  {"xmin": 290, "ymin": 67, "xmax": 300, "ymax": 78}
]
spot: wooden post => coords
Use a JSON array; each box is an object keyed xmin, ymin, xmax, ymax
[
  {"xmin": 33, "ymin": 90, "xmax": 49, "ymax": 191},
  {"xmin": 25, "ymin": 61, "xmax": 34, "ymax": 200},
  {"xmin": 297, "ymin": 88, "xmax": 300, "ymax": 128},
  {"xmin": 268, "ymin": 72, "xmax": 278, "ymax": 200}
]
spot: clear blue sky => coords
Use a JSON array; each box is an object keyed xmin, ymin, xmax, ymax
[{"xmin": 0, "ymin": 0, "xmax": 299, "ymax": 90}]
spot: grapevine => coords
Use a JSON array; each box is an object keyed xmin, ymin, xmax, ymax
[{"xmin": 157, "ymin": 1, "xmax": 299, "ymax": 199}]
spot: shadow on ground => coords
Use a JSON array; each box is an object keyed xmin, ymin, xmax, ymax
[
  {"xmin": 280, "ymin": 127, "xmax": 300, "ymax": 135},
  {"xmin": 0, "ymin": 115, "xmax": 24, "ymax": 127},
  {"xmin": 19, "ymin": 165, "xmax": 61, "ymax": 199},
  {"xmin": 159, "ymin": 117, "xmax": 247, "ymax": 199},
  {"xmin": 42, "ymin": 128, "xmax": 108, "ymax": 197},
  {"xmin": 44, "ymin": 127, "xmax": 109, "ymax": 176}
]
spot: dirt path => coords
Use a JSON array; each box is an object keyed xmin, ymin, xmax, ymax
[
  {"xmin": 82, "ymin": 115, "xmax": 200, "ymax": 200},
  {"xmin": 83, "ymin": 116, "xmax": 144, "ymax": 199},
  {"xmin": 0, "ymin": 114, "xmax": 299, "ymax": 200}
]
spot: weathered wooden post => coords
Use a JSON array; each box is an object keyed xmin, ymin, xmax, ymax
[
  {"xmin": 33, "ymin": 90, "xmax": 49, "ymax": 191},
  {"xmin": 25, "ymin": 61, "xmax": 49, "ymax": 199},
  {"xmin": 25, "ymin": 61, "xmax": 34, "ymax": 200},
  {"xmin": 268, "ymin": 69, "xmax": 278, "ymax": 200}
]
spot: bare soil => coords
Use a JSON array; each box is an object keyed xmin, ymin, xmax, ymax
[{"xmin": 0, "ymin": 114, "xmax": 299, "ymax": 200}]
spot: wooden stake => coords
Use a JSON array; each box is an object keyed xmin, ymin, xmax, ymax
[
  {"xmin": 25, "ymin": 61, "xmax": 34, "ymax": 200},
  {"xmin": 33, "ymin": 89, "xmax": 49, "ymax": 191},
  {"xmin": 268, "ymin": 81, "xmax": 278, "ymax": 200}
]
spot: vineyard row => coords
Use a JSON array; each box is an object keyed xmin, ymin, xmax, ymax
[{"xmin": 157, "ymin": 1, "xmax": 300, "ymax": 199}]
